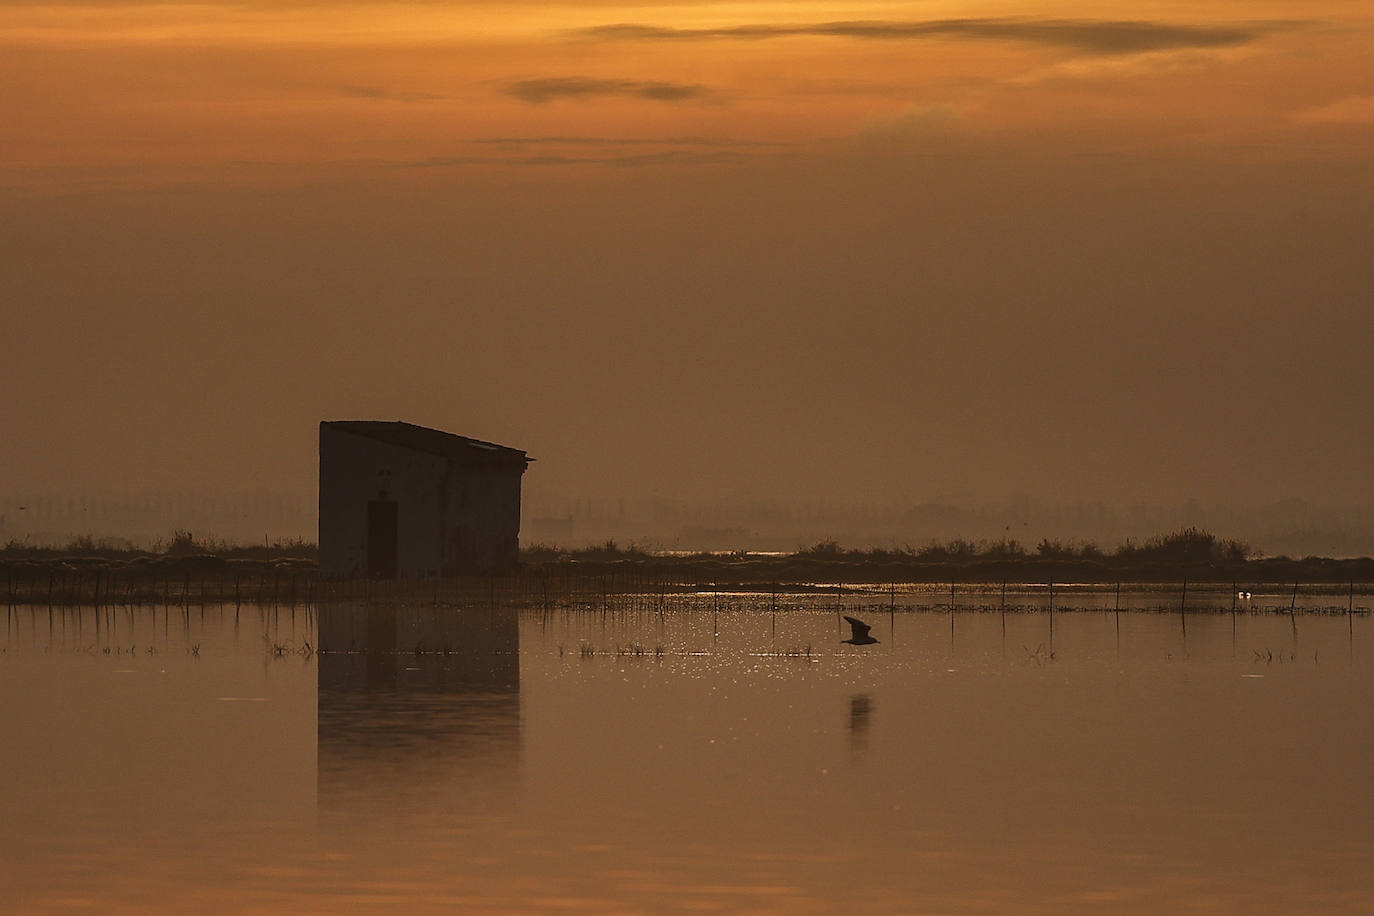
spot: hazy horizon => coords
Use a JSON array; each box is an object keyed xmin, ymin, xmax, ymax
[{"xmin": 5, "ymin": 484, "xmax": 1373, "ymax": 558}]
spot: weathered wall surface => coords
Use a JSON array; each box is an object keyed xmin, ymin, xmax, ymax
[
  {"xmin": 442, "ymin": 466, "xmax": 524, "ymax": 574},
  {"xmin": 318, "ymin": 426, "xmax": 447, "ymax": 579}
]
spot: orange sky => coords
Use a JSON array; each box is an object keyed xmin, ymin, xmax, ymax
[
  {"xmin": 2, "ymin": 1, "xmax": 1372, "ymax": 515},
  {"xmin": 4, "ymin": 1, "xmax": 1372, "ymax": 182}
]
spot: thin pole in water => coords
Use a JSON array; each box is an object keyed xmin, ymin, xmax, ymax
[
  {"xmin": 1114, "ymin": 581, "xmax": 1121, "ymax": 649},
  {"xmin": 949, "ymin": 581, "xmax": 955, "ymax": 643},
  {"xmin": 1048, "ymin": 581, "xmax": 1054, "ymax": 651},
  {"xmin": 1180, "ymin": 575, "xmax": 1188, "ymax": 643},
  {"xmin": 1231, "ymin": 582, "xmax": 1237, "ymax": 655},
  {"xmin": 889, "ymin": 583, "xmax": 895, "ymax": 641},
  {"xmin": 889, "ymin": 583, "xmax": 895, "ymax": 613},
  {"xmin": 772, "ymin": 581, "xmax": 778, "ymax": 637},
  {"xmin": 772, "ymin": 586, "xmax": 777, "ymax": 642},
  {"xmin": 1290, "ymin": 580, "xmax": 1299, "ymax": 642},
  {"xmin": 1000, "ymin": 577, "xmax": 1007, "ymax": 641}
]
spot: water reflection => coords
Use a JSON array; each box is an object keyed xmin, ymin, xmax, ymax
[
  {"xmin": 5, "ymin": 594, "xmax": 1374, "ymax": 911},
  {"xmin": 317, "ymin": 604, "xmax": 521, "ymax": 830},
  {"xmin": 848, "ymin": 693, "xmax": 874, "ymax": 752}
]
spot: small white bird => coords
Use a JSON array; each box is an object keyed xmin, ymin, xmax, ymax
[{"xmin": 842, "ymin": 615, "xmax": 879, "ymax": 646}]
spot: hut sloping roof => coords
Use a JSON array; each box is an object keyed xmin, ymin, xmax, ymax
[{"xmin": 322, "ymin": 421, "xmax": 531, "ymax": 467}]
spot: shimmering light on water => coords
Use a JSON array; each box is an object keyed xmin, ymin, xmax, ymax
[{"xmin": 3, "ymin": 594, "xmax": 1373, "ymax": 912}]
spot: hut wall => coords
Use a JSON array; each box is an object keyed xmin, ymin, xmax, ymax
[
  {"xmin": 319, "ymin": 426, "xmax": 447, "ymax": 579},
  {"xmin": 441, "ymin": 465, "xmax": 524, "ymax": 574}
]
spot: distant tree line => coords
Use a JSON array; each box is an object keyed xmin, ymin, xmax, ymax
[
  {"xmin": 517, "ymin": 528, "xmax": 1373, "ymax": 585},
  {"xmin": 790, "ymin": 528, "xmax": 1252, "ymax": 565}
]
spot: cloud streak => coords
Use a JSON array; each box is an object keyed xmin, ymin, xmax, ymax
[
  {"xmin": 407, "ymin": 149, "xmax": 755, "ymax": 168},
  {"xmin": 337, "ymin": 85, "xmax": 441, "ymax": 102},
  {"xmin": 472, "ymin": 136, "xmax": 788, "ymax": 148},
  {"xmin": 408, "ymin": 135, "xmax": 791, "ymax": 168},
  {"xmin": 506, "ymin": 77, "xmax": 707, "ymax": 104},
  {"xmin": 576, "ymin": 18, "xmax": 1295, "ymax": 56},
  {"xmin": 1297, "ymin": 95, "xmax": 1374, "ymax": 123}
]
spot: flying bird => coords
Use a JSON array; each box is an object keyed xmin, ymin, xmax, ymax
[{"xmin": 842, "ymin": 615, "xmax": 879, "ymax": 646}]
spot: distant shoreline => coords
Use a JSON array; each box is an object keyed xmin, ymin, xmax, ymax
[{"xmin": 3, "ymin": 535, "xmax": 1373, "ymax": 592}]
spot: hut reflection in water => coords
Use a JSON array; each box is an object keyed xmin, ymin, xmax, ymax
[{"xmin": 316, "ymin": 604, "xmax": 520, "ymax": 829}]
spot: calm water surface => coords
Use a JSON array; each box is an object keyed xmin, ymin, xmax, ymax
[{"xmin": 3, "ymin": 590, "xmax": 1374, "ymax": 913}]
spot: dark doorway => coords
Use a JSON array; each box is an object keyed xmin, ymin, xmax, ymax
[{"xmin": 367, "ymin": 500, "xmax": 398, "ymax": 579}]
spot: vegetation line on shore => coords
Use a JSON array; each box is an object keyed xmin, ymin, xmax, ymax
[{"xmin": 1, "ymin": 529, "xmax": 1372, "ymax": 605}]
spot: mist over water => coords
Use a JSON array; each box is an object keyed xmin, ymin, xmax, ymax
[{"xmin": 4, "ymin": 594, "xmax": 1374, "ymax": 912}]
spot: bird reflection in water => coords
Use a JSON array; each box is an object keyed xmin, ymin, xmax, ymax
[
  {"xmin": 316, "ymin": 602, "xmax": 521, "ymax": 830},
  {"xmin": 849, "ymin": 693, "xmax": 874, "ymax": 753}
]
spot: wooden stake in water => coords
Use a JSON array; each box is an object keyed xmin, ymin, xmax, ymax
[
  {"xmin": 1000, "ymin": 577, "xmax": 1007, "ymax": 640},
  {"xmin": 1048, "ymin": 581, "xmax": 1054, "ymax": 649},
  {"xmin": 1180, "ymin": 575, "xmax": 1188, "ymax": 642},
  {"xmin": 949, "ymin": 581, "xmax": 955, "ymax": 642},
  {"xmin": 1231, "ymin": 582, "xmax": 1237, "ymax": 654},
  {"xmin": 1114, "ymin": 581, "xmax": 1121, "ymax": 647},
  {"xmin": 1290, "ymin": 580, "xmax": 1299, "ymax": 640},
  {"xmin": 889, "ymin": 583, "xmax": 895, "ymax": 640},
  {"xmin": 772, "ymin": 585, "xmax": 777, "ymax": 641}
]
